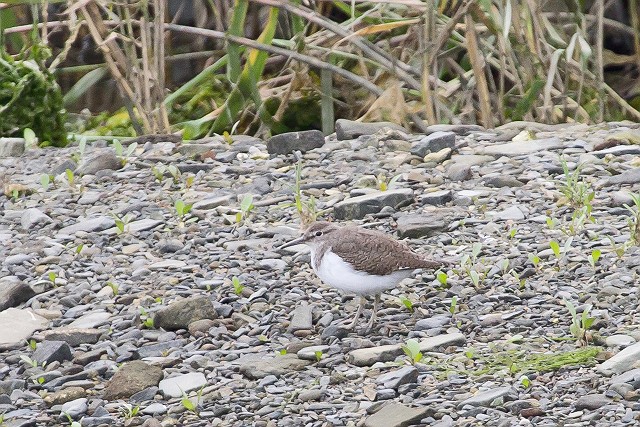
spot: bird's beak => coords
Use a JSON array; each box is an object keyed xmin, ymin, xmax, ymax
[{"xmin": 276, "ymin": 236, "xmax": 306, "ymax": 251}]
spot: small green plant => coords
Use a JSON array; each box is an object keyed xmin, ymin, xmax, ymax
[
  {"xmin": 36, "ymin": 376, "xmax": 45, "ymax": 385},
  {"xmin": 376, "ymin": 173, "xmax": 401, "ymax": 191},
  {"xmin": 70, "ymin": 137, "xmax": 86, "ymax": 163},
  {"xmin": 314, "ymin": 350, "xmax": 323, "ymax": 362},
  {"xmin": 588, "ymin": 249, "xmax": 601, "ymax": 269},
  {"xmin": 28, "ymin": 339, "xmax": 37, "ymax": 350},
  {"xmin": 63, "ymin": 412, "xmax": 81, "ymax": 427},
  {"xmin": 528, "ymin": 252, "xmax": 541, "ymax": 269},
  {"xmin": 231, "ymin": 277, "xmax": 244, "ymax": 295},
  {"xmin": 119, "ymin": 404, "xmax": 140, "ymax": 419},
  {"xmin": 19, "ymin": 355, "xmax": 39, "ymax": 368},
  {"xmin": 549, "ymin": 240, "xmax": 561, "ymax": 260},
  {"xmin": 65, "ymin": 168, "xmax": 75, "ymax": 187},
  {"xmin": 436, "ymin": 271, "xmax": 448, "ymax": 287},
  {"xmin": 449, "ymin": 296, "xmax": 458, "ymax": 316},
  {"xmin": 278, "ymin": 349, "xmax": 287, "ymax": 356},
  {"xmin": 564, "ymin": 299, "xmax": 595, "ymax": 346},
  {"xmin": 399, "ymin": 296, "xmax": 414, "ymax": 313},
  {"xmin": 508, "ymin": 227, "xmax": 517, "ymax": 240},
  {"xmin": 112, "ymin": 213, "xmax": 134, "ymax": 235},
  {"xmin": 223, "ymin": 131, "xmax": 234, "ymax": 144},
  {"xmin": 113, "ymin": 140, "xmax": 138, "ymax": 165},
  {"xmin": 281, "ymin": 161, "xmax": 319, "ymax": 225},
  {"xmin": 546, "ymin": 216, "xmax": 559, "ymax": 230},
  {"xmin": 174, "ymin": 199, "xmax": 194, "ymax": 224},
  {"xmin": 139, "ymin": 308, "xmax": 154, "ymax": 329},
  {"xmin": 557, "ymin": 158, "xmax": 595, "ymax": 208},
  {"xmin": 106, "ymin": 281, "xmax": 119, "ymax": 296},
  {"xmin": 520, "ymin": 375, "xmax": 531, "ymax": 388},
  {"xmin": 40, "ymin": 173, "xmax": 54, "ymax": 191},
  {"xmin": 235, "ymin": 194, "xmax": 254, "ymax": 224},
  {"xmin": 47, "ymin": 271, "xmax": 58, "ymax": 286},
  {"xmin": 608, "ymin": 237, "xmax": 628, "ymax": 259},
  {"xmin": 181, "ymin": 391, "xmax": 199, "ymax": 415},
  {"xmin": 168, "ymin": 164, "xmax": 181, "ymax": 183},
  {"xmin": 624, "ymin": 193, "xmax": 640, "ymax": 245},
  {"xmin": 401, "ymin": 339, "xmax": 423, "ymax": 365}
]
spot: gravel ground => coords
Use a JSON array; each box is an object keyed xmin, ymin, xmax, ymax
[{"xmin": 1, "ymin": 120, "xmax": 640, "ymax": 427}]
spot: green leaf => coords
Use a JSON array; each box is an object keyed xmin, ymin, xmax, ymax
[
  {"xmin": 24, "ymin": 127, "xmax": 37, "ymax": 146},
  {"xmin": 591, "ymin": 249, "xmax": 601, "ymax": 264},
  {"xmin": 437, "ymin": 271, "xmax": 448, "ymax": 286},
  {"xmin": 549, "ymin": 240, "xmax": 560, "ymax": 258},
  {"xmin": 40, "ymin": 173, "xmax": 50, "ymax": 190}
]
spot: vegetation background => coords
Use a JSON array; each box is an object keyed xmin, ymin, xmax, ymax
[{"xmin": 1, "ymin": 0, "xmax": 639, "ymax": 146}]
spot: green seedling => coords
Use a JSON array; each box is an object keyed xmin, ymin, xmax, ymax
[
  {"xmin": 508, "ymin": 227, "xmax": 517, "ymax": 239},
  {"xmin": 520, "ymin": 375, "xmax": 531, "ymax": 388},
  {"xmin": 74, "ymin": 244, "xmax": 84, "ymax": 256},
  {"xmin": 174, "ymin": 199, "xmax": 194, "ymax": 224},
  {"xmin": 564, "ymin": 299, "xmax": 595, "ymax": 346},
  {"xmin": 528, "ymin": 252, "xmax": 541, "ymax": 268},
  {"xmin": 139, "ymin": 308, "xmax": 154, "ymax": 329},
  {"xmin": 48, "ymin": 271, "xmax": 58, "ymax": 286},
  {"xmin": 314, "ymin": 350, "xmax": 323, "ymax": 362},
  {"xmin": 549, "ymin": 240, "xmax": 561, "ymax": 259},
  {"xmin": 119, "ymin": 404, "xmax": 140, "ymax": 419},
  {"xmin": 557, "ymin": 158, "xmax": 595, "ymax": 208},
  {"xmin": 40, "ymin": 173, "xmax": 54, "ymax": 191},
  {"xmin": 20, "ymin": 355, "xmax": 39, "ymax": 368},
  {"xmin": 401, "ymin": 339, "xmax": 423, "ymax": 365},
  {"xmin": 436, "ymin": 271, "xmax": 448, "ymax": 287},
  {"xmin": 546, "ymin": 216, "xmax": 559, "ymax": 230},
  {"xmin": 28, "ymin": 339, "xmax": 37, "ymax": 350},
  {"xmin": 37, "ymin": 376, "xmax": 45, "ymax": 385},
  {"xmin": 232, "ymin": 277, "xmax": 244, "ymax": 295},
  {"xmin": 399, "ymin": 296, "xmax": 414, "ymax": 313},
  {"xmin": 151, "ymin": 165, "xmax": 165, "ymax": 182},
  {"xmin": 469, "ymin": 270, "xmax": 480, "ymax": 288},
  {"xmin": 63, "ymin": 412, "xmax": 81, "ymax": 427},
  {"xmin": 624, "ymin": 193, "xmax": 640, "ymax": 245},
  {"xmin": 181, "ymin": 391, "xmax": 198, "ymax": 415},
  {"xmin": 65, "ymin": 168, "xmax": 75, "ymax": 187},
  {"xmin": 24, "ymin": 128, "xmax": 37, "ymax": 147},
  {"xmin": 167, "ymin": 165, "xmax": 181, "ymax": 183},
  {"xmin": 449, "ymin": 296, "xmax": 458, "ymax": 316},
  {"xmin": 499, "ymin": 258, "xmax": 510, "ymax": 274},
  {"xmin": 106, "ymin": 281, "xmax": 119, "ymax": 296},
  {"xmin": 278, "ymin": 349, "xmax": 287, "ymax": 355},
  {"xmin": 112, "ymin": 213, "xmax": 133, "ymax": 235},
  {"xmin": 223, "ymin": 131, "xmax": 234, "ymax": 144},
  {"xmin": 235, "ymin": 194, "xmax": 254, "ymax": 224},
  {"xmin": 608, "ymin": 237, "xmax": 628, "ymax": 259},
  {"xmin": 588, "ymin": 249, "xmax": 601, "ymax": 269},
  {"xmin": 377, "ymin": 173, "xmax": 401, "ymax": 191}
]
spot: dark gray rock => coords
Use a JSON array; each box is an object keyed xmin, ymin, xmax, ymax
[
  {"xmin": 335, "ymin": 119, "xmax": 407, "ymax": 140},
  {"xmin": 575, "ymin": 394, "xmax": 612, "ymax": 410},
  {"xmin": 333, "ymin": 189, "xmax": 414, "ymax": 220},
  {"xmin": 421, "ymin": 190, "xmax": 452, "ymax": 206},
  {"xmin": 239, "ymin": 354, "xmax": 312, "ymax": 379},
  {"xmin": 426, "ymin": 124, "xmax": 483, "ymax": 135},
  {"xmin": 396, "ymin": 214, "xmax": 447, "ymax": 239},
  {"xmin": 20, "ymin": 208, "xmax": 52, "ymax": 229},
  {"xmin": 130, "ymin": 386, "xmax": 159, "ymax": 403},
  {"xmin": 364, "ymin": 403, "xmax": 429, "ymax": 427},
  {"xmin": 484, "ymin": 176, "xmax": 524, "ymax": 188},
  {"xmin": 76, "ymin": 149, "xmax": 122, "ymax": 175},
  {"xmin": 410, "ymin": 132, "xmax": 456, "ymax": 157},
  {"xmin": 0, "ymin": 277, "xmax": 36, "ymax": 311},
  {"xmin": 42, "ymin": 328, "xmax": 102, "ymax": 346},
  {"xmin": 289, "ymin": 303, "xmax": 313, "ymax": 332},
  {"xmin": 153, "ymin": 296, "xmax": 217, "ymax": 331},
  {"xmin": 32, "ymin": 340, "xmax": 72, "ymax": 364},
  {"xmin": 606, "ymin": 169, "xmax": 640, "ymax": 186},
  {"xmin": 103, "ymin": 360, "xmax": 163, "ymax": 401},
  {"xmin": 0, "ymin": 138, "xmax": 25, "ymax": 157},
  {"xmin": 457, "ymin": 386, "xmax": 518, "ymax": 408},
  {"xmin": 376, "ymin": 366, "xmax": 419, "ymax": 389},
  {"xmin": 266, "ymin": 130, "xmax": 325, "ymax": 155},
  {"xmin": 133, "ymin": 339, "xmax": 187, "ymax": 359}
]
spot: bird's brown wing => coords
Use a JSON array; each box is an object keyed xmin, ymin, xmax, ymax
[{"xmin": 330, "ymin": 227, "xmax": 445, "ymax": 276}]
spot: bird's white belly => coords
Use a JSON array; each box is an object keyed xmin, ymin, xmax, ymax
[{"xmin": 311, "ymin": 250, "xmax": 413, "ymax": 296}]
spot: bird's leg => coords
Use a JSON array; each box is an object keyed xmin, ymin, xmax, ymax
[
  {"xmin": 347, "ymin": 296, "xmax": 366, "ymax": 329},
  {"xmin": 365, "ymin": 294, "xmax": 380, "ymax": 332}
]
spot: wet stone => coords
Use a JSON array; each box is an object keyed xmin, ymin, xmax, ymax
[{"xmin": 266, "ymin": 130, "xmax": 325, "ymax": 155}]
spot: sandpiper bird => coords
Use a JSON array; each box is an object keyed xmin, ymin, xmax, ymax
[{"xmin": 278, "ymin": 221, "xmax": 448, "ymax": 331}]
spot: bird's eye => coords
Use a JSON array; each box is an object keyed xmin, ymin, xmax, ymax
[{"xmin": 315, "ymin": 231, "xmax": 323, "ymax": 237}]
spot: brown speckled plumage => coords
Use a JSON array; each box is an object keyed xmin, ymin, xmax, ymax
[{"xmin": 304, "ymin": 222, "xmax": 445, "ymax": 276}]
